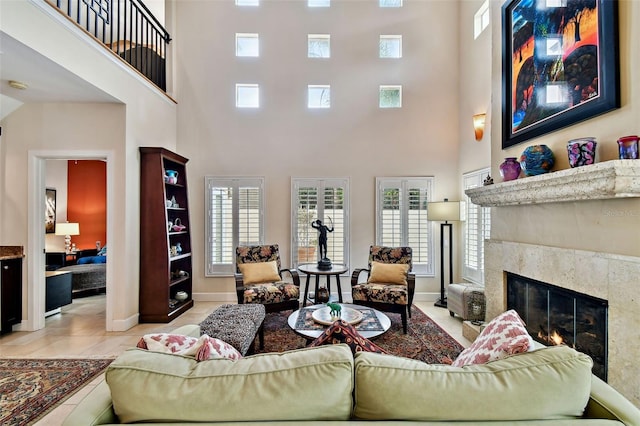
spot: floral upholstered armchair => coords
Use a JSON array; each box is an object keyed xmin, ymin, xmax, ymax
[
  {"xmin": 351, "ymin": 245, "xmax": 415, "ymax": 333},
  {"xmin": 235, "ymin": 244, "xmax": 301, "ymax": 314}
]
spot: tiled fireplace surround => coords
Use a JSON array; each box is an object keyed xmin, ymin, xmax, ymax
[{"xmin": 466, "ymin": 160, "xmax": 640, "ymax": 408}]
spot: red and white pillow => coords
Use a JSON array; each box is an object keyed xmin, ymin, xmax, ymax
[
  {"xmin": 136, "ymin": 333, "xmax": 242, "ymax": 361},
  {"xmin": 452, "ymin": 309, "xmax": 533, "ymax": 367}
]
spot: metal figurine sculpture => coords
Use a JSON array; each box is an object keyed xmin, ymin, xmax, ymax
[
  {"xmin": 326, "ymin": 302, "xmax": 342, "ymax": 318},
  {"xmin": 312, "ymin": 217, "xmax": 334, "ymax": 270}
]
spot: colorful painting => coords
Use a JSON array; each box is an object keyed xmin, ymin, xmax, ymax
[
  {"xmin": 45, "ymin": 188, "xmax": 56, "ymax": 234},
  {"xmin": 502, "ymin": 0, "xmax": 619, "ymax": 148}
]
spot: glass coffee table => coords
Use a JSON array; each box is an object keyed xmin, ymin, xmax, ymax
[{"xmin": 287, "ymin": 303, "xmax": 391, "ymax": 340}]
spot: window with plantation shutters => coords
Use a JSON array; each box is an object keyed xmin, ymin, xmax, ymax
[
  {"xmin": 375, "ymin": 177, "xmax": 434, "ymax": 276},
  {"xmin": 291, "ymin": 178, "xmax": 349, "ymax": 268},
  {"xmin": 205, "ymin": 177, "xmax": 264, "ymax": 275},
  {"xmin": 462, "ymin": 168, "xmax": 491, "ymax": 284}
]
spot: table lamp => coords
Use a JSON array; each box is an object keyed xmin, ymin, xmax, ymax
[{"xmin": 55, "ymin": 222, "xmax": 80, "ymax": 253}]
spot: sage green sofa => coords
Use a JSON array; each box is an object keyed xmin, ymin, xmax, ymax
[{"xmin": 63, "ymin": 325, "xmax": 640, "ymax": 426}]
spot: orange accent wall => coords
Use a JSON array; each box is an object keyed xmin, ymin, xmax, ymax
[{"xmin": 67, "ymin": 160, "xmax": 107, "ymax": 251}]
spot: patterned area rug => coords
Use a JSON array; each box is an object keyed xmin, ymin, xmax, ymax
[
  {"xmin": 0, "ymin": 358, "xmax": 113, "ymax": 426},
  {"xmin": 257, "ymin": 305, "xmax": 464, "ymax": 363}
]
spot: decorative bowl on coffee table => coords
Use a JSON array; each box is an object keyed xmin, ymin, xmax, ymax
[{"xmin": 312, "ymin": 306, "xmax": 364, "ymax": 326}]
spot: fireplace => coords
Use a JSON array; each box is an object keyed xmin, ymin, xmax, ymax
[{"xmin": 506, "ymin": 272, "xmax": 608, "ymax": 381}]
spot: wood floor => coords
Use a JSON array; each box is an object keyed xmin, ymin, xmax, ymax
[{"xmin": 0, "ymin": 295, "xmax": 471, "ymax": 425}]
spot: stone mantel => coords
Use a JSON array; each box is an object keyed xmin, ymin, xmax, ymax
[{"xmin": 466, "ymin": 160, "xmax": 640, "ymax": 207}]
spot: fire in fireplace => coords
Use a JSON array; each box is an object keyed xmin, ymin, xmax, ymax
[{"xmin": 506, "ymin": 272, "xmax": 608, "ymax": 381}]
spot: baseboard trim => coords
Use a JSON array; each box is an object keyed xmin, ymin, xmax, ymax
[{"xmin": 111, "ymin": 313, "xmax": 139, "ymax": 331}]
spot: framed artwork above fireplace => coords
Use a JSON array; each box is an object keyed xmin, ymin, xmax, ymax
[{"xmin": 502, "ymin": 0, "xmax": 620, "ymax": 148}]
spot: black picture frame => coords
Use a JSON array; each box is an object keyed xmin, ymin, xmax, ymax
[
  {"xmin": 502, "ymin": 0, "xmax": 620, "ymax": 149},
  {"xmin": 46, "ymin": 188, "xmax": 56, "ymax": 234}
]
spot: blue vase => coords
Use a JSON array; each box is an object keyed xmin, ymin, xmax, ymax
[{"xmin": 519, "ymin": 145, "xmax": 555, "ymax": 176}]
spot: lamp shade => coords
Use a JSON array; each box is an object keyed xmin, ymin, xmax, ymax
[
  {"xmin": 55, "ymin": 222, "xmax": 80, "ymax": 236},
  {"xmin": 427, "ymin": 201, "xmax": 461, "ymax": 222}
]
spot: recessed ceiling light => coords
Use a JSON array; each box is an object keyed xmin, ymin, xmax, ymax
[{"xmin": 9, "ymin": 80, "xmax": 28, "ymax": 90}]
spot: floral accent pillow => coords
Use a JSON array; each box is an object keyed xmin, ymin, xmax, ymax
[
  {"xmin": 309, "ymin": 319, "xmax": 387, "ymax": 355},
  {"xmin": 452, "ymin": 309, "xmax": 533, "ymax": 367},
  {"xmin": 136, "ymin": 333, "xmax": 242, "ymax": 361}
]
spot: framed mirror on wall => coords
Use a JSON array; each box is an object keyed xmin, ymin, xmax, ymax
[{"xmin": 502, "ymin": 0, "xmax": 620, "ymax": 148}]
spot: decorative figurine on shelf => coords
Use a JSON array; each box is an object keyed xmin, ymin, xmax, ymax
[
  {"xmin": 312, "ymin": 217, "xmax": 334, "ymax": 270},
  {"xmin": 483, "ymin": 174, "xmax": 494, "ymax": 186},
  {"xmin": 327, "ymin": 302, "xmax": 341, "ymax": 318}
]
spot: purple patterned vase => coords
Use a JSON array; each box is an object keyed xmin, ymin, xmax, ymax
[
  {"xmin": 567, "ymin": 137, "xmax": 597, "ymax": 167},
  {"xmin": 499, "ymin": 157, "xmax": 521, "ymax": 181}
]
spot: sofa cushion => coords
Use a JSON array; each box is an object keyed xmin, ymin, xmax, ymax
[
  {"xmin": 309, "ymin": 319, "xmax": 387, "ymax": 355},
  {"xmin": 452, "ymin": 309, "xmax": 532, "ymax": 367},
  {"xmin": 353, "ymin": 345, "xmax": 593, "ymax": 421},
  {"xmin": 106, "ymin": 344, "xmax": 354, "ymax": 423}
]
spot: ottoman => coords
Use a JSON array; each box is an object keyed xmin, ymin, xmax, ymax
[
  {"xmin": 447, "ymin": 283, "xmax": 485, "ymax": 322},
  {"xmin": 199, "ymin": 304, "xmax": 266, "ymax": 356}
]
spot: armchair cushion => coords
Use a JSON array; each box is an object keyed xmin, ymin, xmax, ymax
[
  {"xmin": 367, "ymin": 261, "xmax": 409, "ymax": 286},
  {"xmin": 352, "ymin": 283, "xmax": 408, "ymax": 305},
  {"xmin": 238, "ymin": 260, "xmax": 281, "ymax": 284},
  {"xmin": 243, "ymin": 283, "xmax": 300, "ymax": 304}
]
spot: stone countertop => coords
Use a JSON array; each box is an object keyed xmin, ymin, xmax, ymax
[{"xmin": 0, "ymin": 246, "xmax": 25, "ymax": 260}]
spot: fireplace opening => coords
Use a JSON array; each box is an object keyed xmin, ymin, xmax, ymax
[{"xmin": 506, "ymin": 272, "xmax": 608, "ymax": 381}]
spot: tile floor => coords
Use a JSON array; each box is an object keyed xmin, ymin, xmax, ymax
[{"xmin": 0, "ymin": 295, "xmax": 471, "ymax": 425}]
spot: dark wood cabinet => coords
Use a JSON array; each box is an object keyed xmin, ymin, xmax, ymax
[
  {"xmin": 46, "ymin": 270, "xmax": 73, "ymax": 313},
  {"xmin": 139, "ymin": 147, "xmax": 193, "ymax": 322},
  {"xmin": 1, "ymin": 257, "xmax": 23, "ymax": 334}
]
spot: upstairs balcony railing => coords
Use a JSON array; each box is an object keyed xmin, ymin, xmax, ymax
[{"xmin": 50, "ymin": 0, "xmax": 171, "ymax": 91}]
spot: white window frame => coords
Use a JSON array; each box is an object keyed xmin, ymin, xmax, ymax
[
  {"xmin": 462, "ymin": 168, "xmax": 491, "ymax": 284},
  {"xmin": 375, "ymin": 177, "xmax": 434, "ymax": 276},
  {"xmin": 291, "ymin": 178, "xmax": 349, "ymax": 269},
  {"xmin": 308, "ymin": 34, "xmax": 331, "ymax": 58},
  {"xmin": 308, "ymin": 85, "xmax": 331, "ymax": 108},
  {"xmin": 205, "ymin": 177, "xmax": 265, "ymax": 276},
  {"xmin": 379, "ymin": 35, "xmax": 402, "ymax": 58},
  {"xmin": 235, "ymin": 84, "xmax": 260, "ymax": 108},
  {"xmin": 379, "ymin": 0, "xmax": 402, "ymax": 7},
  {"xmin": 473, "ymin": 0, "xmax": 490, "ymax": 39},
  {"xmin": 308, "ymin": 0, "xmax": 330, "ymax": 7},
  {"xmin": 235, "ymin": 33, "xmax": 259, "ymax": 57},
  {"xmin": 379, "ymin": 85, "xmax": 402, "ymax": 108}
]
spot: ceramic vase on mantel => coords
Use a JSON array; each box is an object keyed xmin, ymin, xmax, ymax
[
  {"xmin": 567, "ymin": 137, "xmax": 597, "ymax": 168},
  {"xmin": 499, "ymin": 157, "xmax": 521, "ymax": 181},
  {"xmin": 519, "ymin": 144, "xmax": 555, "ymax": 176}
]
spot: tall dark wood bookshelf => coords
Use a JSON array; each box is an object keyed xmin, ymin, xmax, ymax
[{"xmin": 139, "ymin": 147, "xmax": 193, "ymax": 322}]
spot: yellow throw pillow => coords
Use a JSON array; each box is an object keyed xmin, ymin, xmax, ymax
[
  {"xmin": 238, "ymin": 261, "xmax": 281, "ymax": 285},
  {"xmin": 367, "ymin": 261, "xmax": 409, "ymax": 286}
]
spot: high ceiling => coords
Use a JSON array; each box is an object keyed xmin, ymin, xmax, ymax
[{"xmin": 0, "ymin": 31, "xmax": 118, "ymax": 120}]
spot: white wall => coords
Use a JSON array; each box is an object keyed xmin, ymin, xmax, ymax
[
  {"xmin": 0, "ymin": 0, "xmax": 177, "ymax": 330},
  {"xmin": 458, "ymin": 0, "xmax": 492, "ymax": 177},
  {"xmin": 174, "ymin": 0, "xmax": 462, "ymax": 300},
  {"xmin": 44, "ymin": 160, "xmax": 68, "ymax": 252}
]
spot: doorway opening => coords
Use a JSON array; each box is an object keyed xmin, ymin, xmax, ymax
[{"xmin": 28, "ymin": 150, "xmax": 115, "ymax": 332}]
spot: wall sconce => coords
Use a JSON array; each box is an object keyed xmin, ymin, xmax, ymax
[{"xmin": 473, "ymin": 113, "xmax": 486, "ymax": 141}]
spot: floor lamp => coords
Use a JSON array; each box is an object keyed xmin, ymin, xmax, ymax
[{"xmin": 428, "ymin": 199, "xmax": 461, "ymax": 308}]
